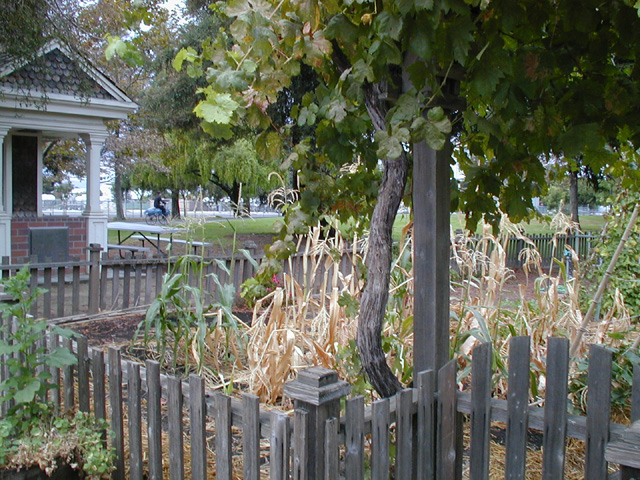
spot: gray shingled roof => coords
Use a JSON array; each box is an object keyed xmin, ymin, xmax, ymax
[{"xmin": 0, "ymin": 48, "xmax": 116, "ymax": 100}]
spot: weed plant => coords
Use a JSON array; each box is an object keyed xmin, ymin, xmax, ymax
[{"xmin": 0, "ymin": 267, "xmax": 114, "ymax": 477}]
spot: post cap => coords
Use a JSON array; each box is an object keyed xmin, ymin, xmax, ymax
[{"xmin": 284, "ymin": 366, "xmax": 351, "ymax": 406}]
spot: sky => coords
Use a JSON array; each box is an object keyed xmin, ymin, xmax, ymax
[{"xmin": 161, "ymin": 0, "xmax": 185, "ymax": 15}]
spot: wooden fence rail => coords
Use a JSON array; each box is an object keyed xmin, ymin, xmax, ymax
[{"xmin": 1, "ymin": 330, "xmax": 637, "ymax": 479}]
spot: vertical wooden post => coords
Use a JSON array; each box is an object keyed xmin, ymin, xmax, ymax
[
  {"xmin": 87, "ymin": 243, "xmax": 101, "ymax": 314},
  {"xmin": 189, "ymin": 374, "xmax": 207, "ymax": 480},
  {"xmin": 413, "ymin": 142, "xmax": 450, "ymax": 376},
  {"xmin": 108, "ymin": 348, "xmax": 125, "ymax": 480},
  {"xmin": 284, "ymin": 367, "xmax": 351, "ymax": 480}
]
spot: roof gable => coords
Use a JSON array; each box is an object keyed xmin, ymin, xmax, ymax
[{"xmin": 0, "ymin": 42, "xmax": 134, "ymax": 104}]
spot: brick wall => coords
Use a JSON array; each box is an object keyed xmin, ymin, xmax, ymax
[{"xmin": 11, "ymin": 217, "xmax": 87, "ymax": 263}]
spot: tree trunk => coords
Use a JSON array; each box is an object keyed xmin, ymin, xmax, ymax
[
  {"xmin": 569, "ymin": 169, "xmax": 580, "ymax": 228},
  {"xmin": 357, "ymin": 153, "xmax": 407, "ymax": 397},
  {"xmin": 171, "ymin": 190, "xmax": 180, "ymax": 219},
  {"xmin": 114, "ymin": 170, "xmax": 125, "ymax": 220},
  {"xmin": 231, "ymin": 182, "xmax": 241, "ymax": 217},
  {"xmin": 356, "ymin": 81, "xmax": 407, "ymax": 398}
]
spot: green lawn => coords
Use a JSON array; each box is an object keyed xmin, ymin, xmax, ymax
[
  {"xmin": 109, "ymin": 212, "xmax": 606, "ymax": 246},
  {"xmin": 107, "ymin": 216, "xmax": 281, "ymax": 245}
]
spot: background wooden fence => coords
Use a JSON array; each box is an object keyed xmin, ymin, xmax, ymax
[
  {"xmin": 0, "ymin": 243, "xmax": 358, "ymax": 321},
  {"xmin": 1, "ymin": 330, "xmax": 636, "ymax": 479},
  {"xmin": 0, "ymin": 233, "xmax": 598, "ymax": 321},
  {"xmin": 453, "ymin": 233, "xmax": 598, "ymax": 269}
]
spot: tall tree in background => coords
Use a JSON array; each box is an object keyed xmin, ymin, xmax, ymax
[
  {"xmin": 76, "ymin": 0, "xmax": 175, "ymax": 218},
  {"xmin": 42, "ymin": 139, "xmax": 86, "ymax": 193},
  {"xmin": 0, "ymin": 0, "xmax": 81, "ymax": 63},
  {"xmin": 168, "ymin": 0, "xmax": 640, "ymax": 396}
]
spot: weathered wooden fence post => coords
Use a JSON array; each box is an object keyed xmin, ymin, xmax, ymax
[
  {"xmin": 87, "ymin": 243, "xmax": 102, "ymax": 314},
  {"xmin": 284, "ymin": 367, "xmax": 350, "ymax": 480}
]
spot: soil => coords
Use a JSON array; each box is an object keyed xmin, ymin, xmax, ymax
[{"xmin": 70, "ymin": 310, "xmax": 144, "ymax": 348}]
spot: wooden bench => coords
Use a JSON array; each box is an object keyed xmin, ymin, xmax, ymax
[
  {"xmin": 107, "ymin": 244, "xmax": 150, "ymax": 258},
  {"xmin": 131, "ymin": 235, "xmax": 213, "ymax": 254}
]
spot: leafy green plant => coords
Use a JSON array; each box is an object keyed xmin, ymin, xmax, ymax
[
  {"xmin": 569, "ymin": 344, "xmax": 640, "ymax": 415},
  {"xmin": 586, "ymin": 195, "xmax": 640, "ymax": 320},
  {"xmin": 137, "ymin": 218, "xmax": 254, "ymax": 375},
  {"xmin": 0, "ymin": 266, "xmax": 76, "ymax": 417},
  {"xmin": 0, "ymin": 266, "xmax": 114, "ymax": 478},
  {"xmin": 0, "ymin": 408, "xmax": 114, "ymax": 477}
]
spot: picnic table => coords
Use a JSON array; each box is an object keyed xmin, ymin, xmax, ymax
[
  {"xmin": 130, "ymin": 235, "xmax": 213, "ymax": 255},
  {"xmin": 107, "ymin": 221, "xmax": 179, "ymax": 257}
]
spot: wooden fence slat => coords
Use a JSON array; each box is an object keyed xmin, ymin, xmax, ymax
[
  {"xmin": 111, "ymin": 265, "xmax": 121, "ymax": 310},
  {"xmin": 371, "ymin": 398, "xmax": 390, "ymax": 480},
  {"xmin": 71, "ymin": 264, "xmax": 80, "ymax": 314},
  {"xmin": 632, "ymin": 366, "xmax": 640, "ymax": 422},
  {"xmin": 108, "ymin": 348, "xmax": 125, "ymax": 480},
  {"xmin": 416, "ymin": 369, "xmax": 436, "ymax": 480},
  {"xmin": 35, "ymin": 332, "xmax": 47, "ymax": 402},
  {"xmin": 29, "ymin": 265, "xmax": 38, "ymax": 317},
  {"xmin": 585, "ymin": 344, "xmax": 613, "ymax": 480},
  {"xmin": 437, "ymin": 359, "xmax": 460, "ymax": 480},
  {"xmin": 293, "ymin": 409, "xmax": 309, "ymax": 480},
  {"xmin": 122, "ymin": 264, "xmax": 131, "ymax": 309},
  {"xmin": 190, "ymin": 374, "xmax": 207, "ymax": 480},
  {"xmin": 243, "ymin": 393, "xmax": 261, "ymax": 480},
  {"xmin": 542, "ymin": 337, "xmax": 569, "ymax": 480},
  {"xmin": 91, "ymin": 349, "xmax": 106, "ymax": 440},
  {"xmin": 144, "ymin": 264, "xmax": 152, "ymax": 304},
  {"xmin": 470, "ymin": 342, "xmax": 492, "ymax": 480},
  {"xmin": 168, "ymin": 376, "xmax": 184, "ymax": 480},
  {"xmin": 100, "ymin": 255, "xmax": 109, "ymax": 311},
  {"xmin": 396, "ymin": 389, "xmax": 414, "ymax": 479},
  {"xmin": 6, "ymin": 319, "xmax": 18, "ymax": 412},
  {"xmin": 505, "ymin": 336, "xmax": 531, "ymax": 480},
  {"xmin": 270, "ymin": 412, "xmax": 290, "ymax": 480},
  {"xmin": 134, "ymin": 262, "xmax": 142, "ymax": 306},
  {"xmin": 0, "ymin": 316, "xmax": 6, "ymax": 416},
  {"xmin": 76, "ymin": 336, "xmax": 90, "ymax": 413},
  {"xmin": 324, "ymin": 417, "xmax": 339, "ymax": 480},
  {"xmin": 146, "ymin": 360, "xmax": 163, "ymax": 480},
  {"xmin": 62, "ymin": 336, "xmax": 74, "ymax": 411},
  {"xmin": 345, "ymin": 395, "xmax": 365, "ymax": 480},
  {"xmin": 155, "ymin": 264, "xmax": 164, "ymax": 297},
  {"xmin": 128, "ymin": 362, "xmax": 144, "ymax": 480},
  {"xmin": 43, "ymin": 266, "xmax": 52, "ymax": 318},
  {"xmin": 47, "ymin": 331, "xmax": 60, "ymax": 410},
  {"xmin": 56, "ymin": 266, "xmax": 65, "ymax": 318},
  {"xmin": 215, "ymin": 393, "xmax": 233, "ymax": 480}
]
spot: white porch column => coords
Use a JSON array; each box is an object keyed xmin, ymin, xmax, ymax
[
  {"xmin": 0, "ymin": 127, "xmax": 11, "ymax": 259},
  {"xmin": 82, "ymin": 133, "xmax": 108, "ymax": 251}
]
